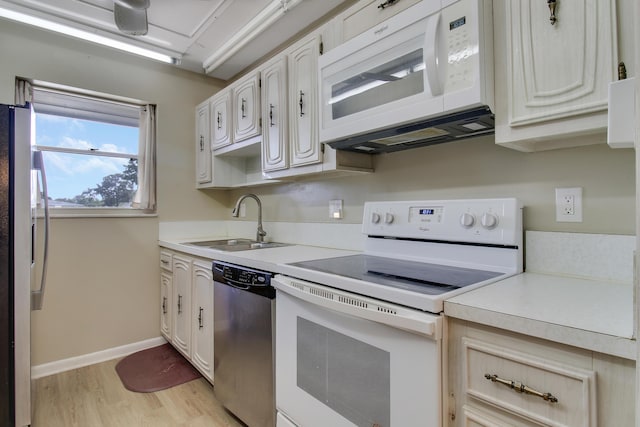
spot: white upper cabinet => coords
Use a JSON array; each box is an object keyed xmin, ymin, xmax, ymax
[
  {"xmin": 232, "ymin": 72, "xmax": 262, "ymax": 144},
  {"xmin": 261, "ymin": 56, "xmax": 289, "ymax": 172},
  {"xmin": 195, "ymin": 101, "xmax": 212, "ymax": 185},
  {"xmin": 337, "ymin": 0, "xmax": 422, "ymax": 42},
  {"xmin": 494, "ymin": 0, "xmax": 618, "ymax": 151},
  {"xmin": 210, "ymin": 91, "xmax": 232, "ymax": 151},
  {"xmin": 288, "ymin": 33, "xmax": 322, "ymax": 168}
]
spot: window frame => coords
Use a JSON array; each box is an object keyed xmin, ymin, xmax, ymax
[{"xmin": 29, "ymin": 81, "xmax": 156, "ymax": 217}]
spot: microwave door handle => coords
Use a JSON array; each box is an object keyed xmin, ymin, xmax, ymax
[
  {"xmin": 31, "ymin": 151, "xmax": 49, "ymax": 310},
  {"xmin": 424, "ymin": 12, "xmax": 445, "ymax": 97}
]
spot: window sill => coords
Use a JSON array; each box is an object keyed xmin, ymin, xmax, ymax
[{"xmin": 39, "ymin": 208, "xmax": 157, "ymax": 219}]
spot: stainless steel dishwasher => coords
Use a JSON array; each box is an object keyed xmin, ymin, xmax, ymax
[{"xmin": 213, "ymin": 261, "xmax": 275, "ymax": 427}]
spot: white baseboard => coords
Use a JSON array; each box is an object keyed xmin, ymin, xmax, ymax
[{"xmin": 31, "ymin": 336, "xmax": 167, "ymax": 379}]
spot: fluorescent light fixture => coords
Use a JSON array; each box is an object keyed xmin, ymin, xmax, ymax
[{"xmin": 0, "ymin": 7, "xmax": 180, "ymax": 64}]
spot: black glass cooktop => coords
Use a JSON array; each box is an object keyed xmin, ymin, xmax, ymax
[{"xmin": 290, "ymin": 254, "xmax": 504, "ymax": 296}]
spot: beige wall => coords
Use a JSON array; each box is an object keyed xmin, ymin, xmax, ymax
[
  {"xmin": 1, "ymin": 11, "xmax": 636, "ymax": 365},
  {"xmin": 229, "ymin": 136, "xmax": 635, "ymax": 235},
  {"xmin": 0, "ymin": 20, "xmax": 229, "ymax": 364}
]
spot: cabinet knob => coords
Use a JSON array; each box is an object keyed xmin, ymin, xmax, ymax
[
  {"xmin": 199, "ymin": 135, "xmax": 204, "ymax": 151},
  {"xmin": 377, "ymin": 0, "xmax": 398, "ymax": 10},
  {"xmin": 241, "ymin": 98, "xmax": 246, "ymax": 118},
  {"xmin": 217, "ymin": 111, "xmax": 222, "ymax": 130},
  {"xmin": 269, "ymin": 104, "xmax": 275, "ymax": 127},
  {"xmin": 299, "ymin": 90, "xmax": 305, "ymax": 117},
  {"xmin": 177, "ymin": 294, "xmax": 182, "ymax": 314},
  {"xmin": 198, "ymin": 307, "xmax": 204, "ymax": 329},
  {"xmin": 547, "ymin": 0, "xmax": 557, "ymax": 25}
]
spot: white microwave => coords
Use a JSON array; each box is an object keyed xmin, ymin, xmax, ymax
[{"xmin": 319, "ymin": 0, "xmax": 494, "ymax": 153}]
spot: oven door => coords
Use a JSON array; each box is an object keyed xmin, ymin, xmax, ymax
[{"xmin": 274, "ymin": 275, "xmax": 442, "ymax": 427}]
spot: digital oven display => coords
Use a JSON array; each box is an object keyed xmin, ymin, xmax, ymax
[
  {"xmin": 449, "ymin": 16, "xmax": 466, "ymax": 31},
  {"xmin": 419, "ymin": 209, "xmax": 435, "ymax": 215}
]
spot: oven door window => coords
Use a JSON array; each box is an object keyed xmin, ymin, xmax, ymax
[
  {"xmin": 276, "ymin": 291, "xmax": 441, "ymax": 427},
  {"xmin": 297, "ymin": 317, "xmax": 391, "ymax": 426}
]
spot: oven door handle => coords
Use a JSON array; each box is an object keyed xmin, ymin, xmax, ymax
[{"xmin": 273, "ymin": 275, "xmax": 440, "ymax": 339}]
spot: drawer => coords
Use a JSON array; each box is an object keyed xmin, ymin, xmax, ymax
[
  {"xmin": 160, "ymin": 251, "xmax": 173, "ymax": 271},
  {"xmin": 462, "ymin": 337, "xmax": 596, "ymax": 427},
  {"xmin": 462, "ymin": 404, "xmax": 526, "ymax": 427}
]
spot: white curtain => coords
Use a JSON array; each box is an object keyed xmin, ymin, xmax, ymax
[
  {"xmin": 133, "ymin": 104, "xmax": 156, "ymax": 211},
  {"xmin": 15, "ymin": 78, "xmax": 33, "ymax": 106}
]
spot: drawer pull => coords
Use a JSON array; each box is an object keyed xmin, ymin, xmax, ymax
[{"xmin": 484, "ymin": 374, "xmax": 559, "ymax": 403}]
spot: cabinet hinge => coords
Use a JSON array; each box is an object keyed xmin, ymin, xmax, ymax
[
  {"xmin": 319, "ymin": 38, "xmax": 324, "ymax": 55},
  {"xmin": 259, "ymin": 117, "xmax": 262, "ymax": 128},
  {"xmin": 321, "ymin": 143, "xmax": 325, "ymax": 154},
  {"xmin": 259, "ymin": 78, "xmax": 262, "ymax": 88}
]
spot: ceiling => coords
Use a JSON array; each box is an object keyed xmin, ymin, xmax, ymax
[{"xmin": 0, "ymin": 0, "xmax": 351, "ymax": 80}]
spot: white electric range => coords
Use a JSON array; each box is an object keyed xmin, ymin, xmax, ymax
[{"xmin": 273, "ymin": 198, "xmax": 523, "ymax": 427}]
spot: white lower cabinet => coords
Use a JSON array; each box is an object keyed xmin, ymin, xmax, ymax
[
  {"xmin": 159, "ymin": 251, "xmax": 173, "ymax": 340},
  {"xmin": 447, "ymin": 318, "xmax": 635, "ymax": 427},
  {"xmin": 172, "ymin": 254, "xmax": 192, "ymax": 358},
  {"xmin": 161, "ymin": 250, "xmax": 214, "ymax": 383},
  {"xmin": 191, "ymin": 259, "xmax": 214, "ymax": 381}
]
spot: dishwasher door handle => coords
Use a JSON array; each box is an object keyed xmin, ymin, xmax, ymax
[{"xmin": 217, "ymin": 279, "xmax": 251, "ymax": 290}]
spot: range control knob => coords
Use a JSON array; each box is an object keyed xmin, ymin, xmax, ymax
[
  {"xmin": 371, "ymin": 212, "xmax": 381, "ymax": 224},
  {"xmin": 481, "ymin": 213, "xmax": 499, "ymax": 230},
  {"xmin": 460, "ymin": 212, "xmax": 475, "ymax": 228},
  {"xmin": 384, "ymin": 213, "xmax": 394, "ymax": 224}
]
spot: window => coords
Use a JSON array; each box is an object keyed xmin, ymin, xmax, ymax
[{"xmin": 29, "ymin": 82, "xmax": 156, "ymax": 212}]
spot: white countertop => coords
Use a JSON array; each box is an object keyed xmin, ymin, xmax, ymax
[
  {"xmin": 444, "ymin": 272, "xmax": 635, "ymax": 360},
  {"xmin": 160, "ymin": 234, "xmax": 636, "ymax": 361},
  {"xmin": 159, "ymin": 237, "xmax": 358, "ymax": 274}
]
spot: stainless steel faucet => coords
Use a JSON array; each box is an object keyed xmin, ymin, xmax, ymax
[{"xmin": 232, "ymin": 193, "xmax": 267, "ymax": 242}]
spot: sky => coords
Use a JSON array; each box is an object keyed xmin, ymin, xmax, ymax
[{"xmin": 35, "ymin": 114, "xmax": 139, "ymax": 200}]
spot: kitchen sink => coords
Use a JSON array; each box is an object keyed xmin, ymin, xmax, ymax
[{"xmin": 184, "ymin": 239, "xmax": 291, "ymax": 251}]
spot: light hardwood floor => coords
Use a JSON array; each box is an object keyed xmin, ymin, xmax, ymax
[{"xmin": 32, "ymin": 358, "xmax": 245, "ymax": 427}]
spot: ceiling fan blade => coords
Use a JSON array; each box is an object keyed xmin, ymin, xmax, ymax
[
  {"xmin": 114, "ymin": 0, "xmax": 150, "ymax": 10},
  {"xmin": 114, "ymin": 3, "xmax": 148, "ymax": 35}
]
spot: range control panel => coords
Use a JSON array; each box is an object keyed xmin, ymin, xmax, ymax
[{"xmin": 362, "ymin": 198, "xmax": 522, "ymax": 246}]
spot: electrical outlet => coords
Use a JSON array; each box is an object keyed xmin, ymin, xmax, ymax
[{"xmin": 555, "ymin": 187, "xmax": 583, "ymax": 222}]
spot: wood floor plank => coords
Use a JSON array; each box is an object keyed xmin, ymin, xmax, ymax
[{"xmin": 33, "ymin": 358, "xmax": 245, "ymax": 427}]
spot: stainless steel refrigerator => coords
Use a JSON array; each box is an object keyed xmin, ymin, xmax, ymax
[{"xmin": 0, "ymin": 103, "xmax": 49, "ymax": 427}]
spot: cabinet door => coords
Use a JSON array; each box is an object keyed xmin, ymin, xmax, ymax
[
  {"xmin": 191, "ymin": 260, "xmax": 214, "ymax": 381},
  {"xmin": 172, "ymin": 255, "xmax": 192, "ymax": 357},
  {"xmin": 288, "ymin": 35, "xmax": 322, "ymax": 167},
  {"xmin": 160, "ymin": 271, "xmax": 172, "ymax": 340},
  {"xmin": 339, "ymin": 0, "xmax": 422, "ymax": 42},
  {"xmin": 495, "ymin": 0, "xmax": 617, "ymax": 149},
  {"xmin": 233, "ymin": 73, "xmax": 261, "ymax": 143},
  {"xmin": 211, "ymin": 91, "xmax": 232, "ymax": 150},
  {"xmin": 261, "ymin": 56, "xmax": 289, "ymax": 172},
  {"xmin": 195, "ymin": 101, "xmax": 212, "ymax": 184}
]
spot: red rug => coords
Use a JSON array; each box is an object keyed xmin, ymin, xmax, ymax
[{"xmin": 115, "ymin": 343, "xmax": 202, "ymax": 393}]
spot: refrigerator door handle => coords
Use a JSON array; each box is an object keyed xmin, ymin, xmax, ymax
[{"xmin": 31, "ymin": 150, "xmax": 49, "ymax": 310}]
